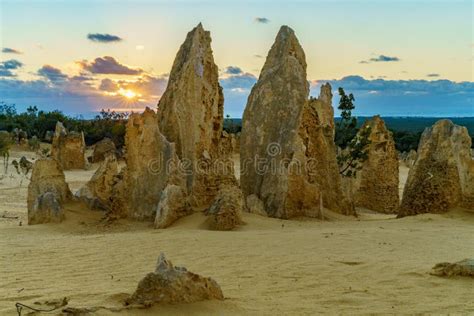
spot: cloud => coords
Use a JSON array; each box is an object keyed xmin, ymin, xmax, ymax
[
  {"xmin": 427, "ymin": 73, "xmax": 440, "ymax": 77},
  {"xmin": 255, "ymin": 17, "xmax": 270, "ymax": 24},
  {"xmin": 2, "ymin": 48, "xmax": 22, "ymax": 54},
  {"xmin": 78, "ymin": 56, "xmax": 143, "ymax": 75},
  {"xmin": 99, "ymin": 78, "xmax": 118, "ymax": 92},
  {"xmin": 219, "ymin": 69, "xmax": 258, "ymax": 117},
  {"xmin": 1, "ymin": 59, "xmax": 23, "ymax": 70},
  {"xmin": 87, "ymin": 33, "xmax": 122, "ymax": 43},
  {"xmin": 220, "ymin": 72, "xmax": 257, "ymax": 92},
  {"xmin": 0, "ymin": 70, "xmax": 15, "ymax": 77},
  {"xmin": 37, "ymin": 65, "xmax": 68, "ymax": 83},
  {"xmin": 224, "ymin": 66, "xmax": 243, "ymax": 75},
  {"xmin": 310, "ymin": 75, "xmax": 474, "ymax": 116},
  {"xmin": 0, "ymin": 59, "xmax": 23, "ymax": 77},
  {"xmin": 370, "ymin": 55, "xmax": 400, "ymax": 62},
  {"xmin": 360, "ymin": 55, "xmax": 400, "ymax": 64}
]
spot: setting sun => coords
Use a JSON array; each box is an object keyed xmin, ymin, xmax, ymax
[{"xmin": 118, "ymin": 88, "xmax": 138, "ymax": 99}]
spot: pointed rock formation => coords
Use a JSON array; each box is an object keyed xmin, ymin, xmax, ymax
[
  {"xmin": 157, "ymin": 23, "xmax": 234, "ymax": 210},
  {"xmin": 119, "ymin": 108, "xmax": 185, "ymax": 220},
  {"xmin": 301, "ymin": 84, "xmax": 355, "ymax": 215},
  {"xmin": 51, "ymin": 122, "xmax": 87, "ymax": 170},
  {"xmin": 352, "ymin": 116, "xmax": 399, "ymax": 213},
  {"xmin": 75, "ymin": 154, "xmax": 120, "ymax": 210},
  {"xmin": 399, "ymin": 119, "xmax": 474, "ymax": 217},
  {"xmin": 127, "ymin": 253, "xmax": 224, "ymax": 306},
  {"xmin": 27, "ymin": 159, "xmax": 72, "ymax": 224},
  {"xmin": 240, "ymin": 26, "xmax": 320, "ymax": 219}
]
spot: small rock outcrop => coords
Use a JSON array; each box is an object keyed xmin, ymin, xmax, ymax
[
  {"xmin": 157, "ymin": 23, "xmax": 235, "ymax": 210},
  {"xmin": 431, "ymin": 259, "xmax": 474, "ymax": 277},
  {"xmin": 206, "ymin": 184, "xmax": 244, "ymax": 230},
  {"xmin": 399, "ymin": 119, "xmax": 474, "ymax": 216},
  {"xmin": 27, "ymin": 159, "xmax": 72, "ymax": 224},
  {"xmin": 245, "ymin": 194, "xmax": 267, "ymax": 217},
  {"xmin": 92, "ymin": 138, "xmax": 116, "ymax": 163},
  {"xmin": 75, "ymin": 154, "xmax": 120, "ymax": 210},
  {"xmin": 154, "ymin": 184, "xmax": 190, "ymax": 228},
  {"xmin": 51, "ymin": 122, "xmax": 87, "ymax": 170},
  {"xmin": 353, "ymin": 116, "xmax": 399, "ymax": 213},
  {"xmin": 127, "ymin": 253, "xmax": 224, "ymax": 306},
  {"xmin": 240, "ymin": 25, "xmax": 320, "ymax": 219},
  {"xmin": 118, "ymin": 108, "xmax": 185, "ymax": 220}
]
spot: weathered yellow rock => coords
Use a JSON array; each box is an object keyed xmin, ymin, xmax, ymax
[
  {"xmin": 399, "ymin": 119, "xmax": 474, "ymax": 216},
  {"xmin": 240, "ymin": 26, "xmax": 320, "ymax": 219},
  {"xmin": 127, "ymin": 253, "xmax": 224, "ymax": 306},
  {"xmin": 353, "ymin": 116, "xmax": 399, "ymax": 213},
  {"xmin": 75, "ymin": 154, "xmax": 119, "ymax": 211},
  {"xmin": 51, "ymin": 122, "xmax": 87, "ymax": 170},
  {"xmin": 300, "ymin": 84, "xmax": 355, "ymax": 215},
  {"xmin": 158, "ymin": 23, "xmax": 234, "ymax": 210},
  {"xmin": 27, "ymin": 159, "xmax": 72, "ymax": 224},
  {"xmin": 119, "ymin": 108, "xmax": 185, "ymax": 220},
  {"xmin": 92, "ymin": 138, "xmax": 116, "ymax": 163},
  {"xmin": 206, "ymin": 184, "xmax": 244, "ymax": 230}
]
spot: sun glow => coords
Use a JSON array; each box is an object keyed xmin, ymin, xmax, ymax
[{"xmin": 117, "ymin": 88, "xmax": 139, "ymax": 99}]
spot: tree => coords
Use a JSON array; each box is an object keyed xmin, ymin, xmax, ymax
[{"xmin": 335, "ymin": 88, "xmax": 371, "ymax": 177}]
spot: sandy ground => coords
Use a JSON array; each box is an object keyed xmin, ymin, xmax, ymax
[{"xmin": 0, "ymin": 148, "xmax": 473, "ymax": 315}]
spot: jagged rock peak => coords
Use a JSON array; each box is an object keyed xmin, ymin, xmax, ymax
[
  {"xmin": 260, "ymin": 25, "xmax": 307, "ymax": 80},
  {"xmin": 319, "ymin": 82, "xmax": 333, "ymax": 104}
]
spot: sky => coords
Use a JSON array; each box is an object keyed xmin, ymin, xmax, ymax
[{"xmin": 0, "ymin": 0, "xmax": 473, "ymax": 117}]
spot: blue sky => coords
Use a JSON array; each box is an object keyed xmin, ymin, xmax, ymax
[{"xmin": 0, "ymin": 0, "xmax": 472, "ymax": 117}]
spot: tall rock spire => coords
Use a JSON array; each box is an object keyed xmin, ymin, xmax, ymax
[
  {"xmin": 240, "ymin": 26, "xmax": 319, "ymax": 219},
  {"xmin": 157, "ymin": 23, "xmax": 232, "ymax": 209}
]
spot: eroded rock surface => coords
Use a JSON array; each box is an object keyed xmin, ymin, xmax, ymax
[
  {"xmin": 76, "ymin": 154, "xmax": 120, "ymax": 210},
  {"xmin": 431, "ymin": 259, "xmax": 474, "ymax": 277},
  {"xmin": 399, "ymin": 119, "xmax": 474, "ymax": 216},
  {"xmin": 157, "ymin": 23, "xmax": 234, "ymax": 210},
  {"xmin": 127, "ymin": 253, "xmax": 224, "ymax": 306},
  {"xmin": 27, "ymin": 159, "xmax": 72, "ymax": 224},
  {"xmin": 119, "ymin": 108, "xmax": 184, "ymax": 220},
  {"xmin": 206, "ymin": 184, "xmax": 244, "ymax": 230},
  {"xmin": 154, "ymin": 184, "xmax": 190, "ymax": 228},
  {"xmin": 353, "ymin": 116, "xmax": 399, "ymax": 213},
  {"xmin": 245, "ymin": 194, "xmax": 267, "ymax": 217},
  {"xmin": 301, "ymin": 84, "xmax": 354, "ymax": 215},
  {"xmin": 51, "ymin": 122, "xmax": 87, "ymax": 170},
  {"xmin": 240, "ymin": 25, "xmax": 320, "ymax": 219},
  {"xmin": 403, "ymin": 149, "xmax": 417, "ymax": 167},
  {"xmin": 92, "ymin": 138, "xmax": 116, "ymax": 163}
]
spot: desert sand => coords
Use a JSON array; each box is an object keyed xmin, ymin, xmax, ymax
[{"xmin": 1, "ymin": 147, "xmax": 473, "ymax": 315}]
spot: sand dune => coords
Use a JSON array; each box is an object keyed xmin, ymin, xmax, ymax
[{"xmin": 1, "ymin": 149, "xmax": 473, "ymax": 315}]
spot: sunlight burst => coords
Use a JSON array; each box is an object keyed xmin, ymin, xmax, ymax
[{"xmin": 117, "ymin": 88, "xmax": 139, "ymax": 100}]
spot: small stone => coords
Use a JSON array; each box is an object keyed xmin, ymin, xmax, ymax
[
  {"xmin": 431, "ymin": 259, "xmax": 474, "ymax": 277},
  {"xmin": 127, "ymin": 253, "xmax": 224, "ymax": 306}
]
